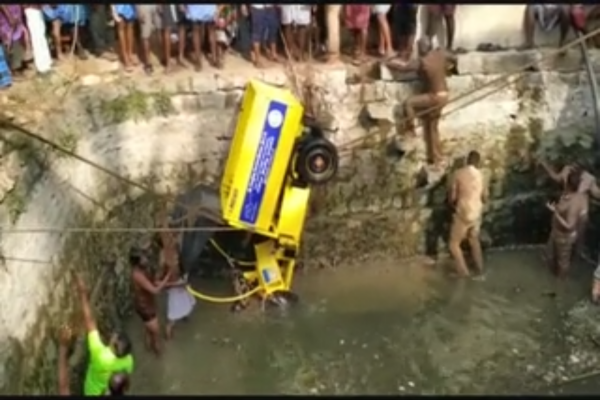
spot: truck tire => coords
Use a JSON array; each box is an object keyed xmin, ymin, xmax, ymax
[{"xmin": 295, "ymin": 136, "xmax": 339, "ymax": 185}]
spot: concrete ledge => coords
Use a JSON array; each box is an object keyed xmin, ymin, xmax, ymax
[{"xmin": 381, "ymin": 48, "xmax": 600, "ymax": 82}]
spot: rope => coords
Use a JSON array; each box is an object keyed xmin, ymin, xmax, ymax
[
  {"xmin": 1, "ymin": 256, "xmax": 52, "ymax": 264},
  {"xmin": 0, "ymin": 120, "xmax": 227, "ymax": 230},
  {"xmin": 336, "ymin": 25, "xmax": 600, "ymax": 154},
  {"xmin": 0, "ymin": 226, "xmax": 239, "ymax": 233},
  {"xmin": 209, "ymin": 238, "xmax": 255, "ymax": 266},
  {"xmin": 186, "ymin": 284, "xmax": 260, "ymax": 303}
]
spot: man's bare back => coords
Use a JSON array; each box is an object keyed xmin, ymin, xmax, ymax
[
  {"xmin": 386, "ymin": 48, "xmax": 450, "ymax": 95},
  {"xmin": 419, "ymin": 49, "xmax": 449, "ymax": 95},
  {"xmin": 448, "ymin": 151, "xmax": 486, "ymax": 278},
  {"xmin": 453, "ymin": 165, "xmax": 485, "ymax": 223},
  {"xmin": 551, "ymin": 192, "xmax": 587, "ymax": 234},
  {"xmin": 386, "ymin": 38, "xmax": 456, "ymax": 166},
  {"xmin": 558, "ymin": 166, "xmax": 599, "ymax": 198}
]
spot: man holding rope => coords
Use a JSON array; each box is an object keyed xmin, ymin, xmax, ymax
[
  {"xmin": 539, "ymin": 159, "xmax": 600, "ymax": 263},
  {"xmin": 58, "ymin": 325, "xmax": 130, "ymax": 396},
  {"xmin": 74, "ymin": 273, "xmax": 135, "ymax": 395},
  {"xmin": 155, "ymin": 203, "xmax": 196, "ymax": 340}
]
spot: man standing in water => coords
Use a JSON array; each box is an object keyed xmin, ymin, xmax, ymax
[
  {"xmin": 448, "ymin": 151, "xmax": 487, "ymax": 279},
  {"xmin": 156, "ymin": 205, "xmax": 196, "ymax": 340},
  {"xmin": 74, "ymin": 274, "xmax": 134, "ymax": 396},
  {"xmin": 539, "ymin": 160, "xmax": 600, "ymax": 261},
  {"xmin": 545, "ymin": 170, "xmax": 588, "ymax": 278},
  {"xmin": 386, "ymin": 37, "xmax": 456, "ymax": 168},
  {"xmin": 131, "ymin": 246, "xmax": 171, "ymax": 356}
]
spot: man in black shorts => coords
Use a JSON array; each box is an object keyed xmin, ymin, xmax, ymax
[
  {"xmin": 392, "ymin": 3, "xmax": 418, "ymax": 60},
  {"xmin": 157, "ymin": 5, "xmax": 187, "ymax": 72}
]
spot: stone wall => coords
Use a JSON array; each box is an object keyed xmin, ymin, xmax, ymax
[{"xmin": 0, "ymin": 49, "xmax": 599, "ymax": 392}]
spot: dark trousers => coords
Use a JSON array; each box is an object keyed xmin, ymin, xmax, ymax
[
  {"xmin": 88, "ymin": 5, "xmax": 114, "ymax": 55},
  {"xmin": 234, "ymin": 6, "xmax": 251, "ymax": 58},
  {"xmin": 250, "ymin": 7, "xmax": 279, "ymax": 45}
]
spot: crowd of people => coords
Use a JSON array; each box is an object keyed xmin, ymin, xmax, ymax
[
  {"xmin": 0, "ymin": 4, "xmax": 424, "ymax": 86},
  {"xmin": 0, "ymin": 4, "xmax": 462, "ymax": 88}
]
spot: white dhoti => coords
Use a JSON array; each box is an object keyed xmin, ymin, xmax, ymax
[
  {"xmin": 167, "ymin": 278, "xmax": 196, "ymax": 322},
  {"xmin": 281, "ymin": 5, "xmax": 312, "ymax": 26},
  {"xmin": 372, "ymin": 5, "xmax": 392, "ymax": 15},
  {"xmin": 24, "ymin": 8, "xmax": 52, "ymax": 73}
]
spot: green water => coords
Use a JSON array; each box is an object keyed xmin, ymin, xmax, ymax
[{"xmin": 126, "ymin": 249, "xmax": 596, "ymax": 395}]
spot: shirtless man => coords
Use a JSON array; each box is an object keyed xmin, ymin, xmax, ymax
[
  {"xmin": 156, "ymin": 203, "xmax": 196, "ymax": 340},
  {"xmin": 539, "ymin": 160, "xmax": 600, "ymax": 261},
  {"xmin": 448, "ymin": 151, "xmax": 487, "ymax": 278},
  {"xmin": 386, "ymin": 37, "xmax": 456, "ymax": 167},
  {"xmin": 130, "ymin": 246, "xmax": 171, "ymax": 356},
  {"xmin": 546, "ymin": 170, "xmax": 588, "ymax": 278}
]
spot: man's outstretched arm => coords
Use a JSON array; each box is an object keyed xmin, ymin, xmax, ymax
[
  {"xmin": 75, "ymin": 273, "xmax": 97, "ymax": 333},
  {"xmin": 539, "ymin": 160, "xmax": 565, "ymax": 183}
]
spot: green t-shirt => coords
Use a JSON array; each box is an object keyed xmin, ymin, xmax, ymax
[{"xmin": 83, "ymin": 330, "xmax": 134, "ymax": 396}]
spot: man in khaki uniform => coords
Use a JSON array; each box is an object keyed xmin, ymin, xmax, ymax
[{"xmin": 448, "ymin": 151, "xmax": 487, "ymax": 278}]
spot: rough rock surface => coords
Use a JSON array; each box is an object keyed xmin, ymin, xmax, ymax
[{"xmin": 0, "ymin": 48, "xmax": 600, "ymax": 393}]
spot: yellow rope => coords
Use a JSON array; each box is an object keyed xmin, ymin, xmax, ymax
[
  {"xmin": 184, "ymin": 239, "xmax": 259, "ymax": 303},
  {"xmin": 209, "ymin": 238, "xmax": 256, "ymax": 266},
  {"xmin": 186, "ymin": 284, "xmax": 260, "ymax": 303}
]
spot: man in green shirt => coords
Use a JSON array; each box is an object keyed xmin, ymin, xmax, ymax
[
  {"xmin": 75, "ymin": 274, "xmax": 135, "ymax": 396},
  {"xmin": 58, "ymin": 325, "xmax": 130, "ymax": 396}
]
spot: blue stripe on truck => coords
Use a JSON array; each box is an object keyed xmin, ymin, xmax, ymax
[{"xmin": 239, "ymin": 100, "xmax": 288, "ymax": 225}]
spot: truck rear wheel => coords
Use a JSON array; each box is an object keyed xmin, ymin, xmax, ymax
[{"xmin": 295, "ymin": 136, "xmax": 339, "ymax": 185}]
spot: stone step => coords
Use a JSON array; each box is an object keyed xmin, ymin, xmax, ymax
[{"xmin": 380, "ymin": 47, "xmax": 600, "ymax": 81}]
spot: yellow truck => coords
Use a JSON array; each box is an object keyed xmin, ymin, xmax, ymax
[{"xmin": 181, "ymin": 79, "xmax": 338, "ymax": 310}]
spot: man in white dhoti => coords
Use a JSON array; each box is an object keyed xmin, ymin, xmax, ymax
[
  {"xmin": 23, "ymin": 5, "xmax": 52, "ymax": 73},
  {"xmin": 281, "ymin": 5, "xmax": 313, "ymax": 60},
  {"xmin": 156, "ymin": 205, "xmax": 197, "ymax": 340}
]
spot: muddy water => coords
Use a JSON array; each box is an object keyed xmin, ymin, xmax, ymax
[{"xmin": 126, "ymin": 249, "xmax": 595, "ymax": 395}]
